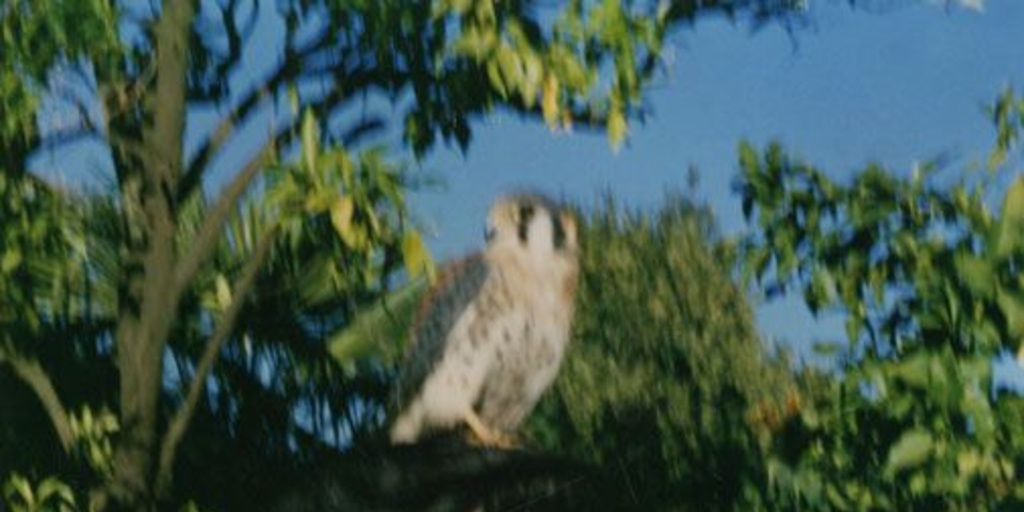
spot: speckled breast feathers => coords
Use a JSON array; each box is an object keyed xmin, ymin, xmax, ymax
[{"xmin": 389, "ymin": 193, "xmax": 579, "ymax": 445}]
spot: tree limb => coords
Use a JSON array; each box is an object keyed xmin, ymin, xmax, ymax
[
  {"xmin": 188, "ymin": 0, "xmax": 254, "ymax": 104},
  {"xmin": 1, "ymin": 350, "xmax": 75, "ymax": 453},
  {"xmin": 159, "ymin": 67, "xmax": 373, "ymax": 468},
  {"xmin": 172, "ymin": 65, "xmax": 379, "ymax": 304},
  {"xmin": 172, "ymin": 141, "xmax": 274, "ymax": 303},
  {"xmin": 156, "ymin": 226, "xmax": 277, "ymax": 498},
  {"xmin": 35, "ymin": 126, "xmax": 103, "ymax": 154},
  {"xmin": 180, "ymin": 71, "xmax": 280, "ymax": 198},
  {"xmin": 103, "ymin": 2, "xmax": 195, "ymax": 509},
  {"xmin": 179, "ymin": 30, "xmax": 337, "ymax": 200}
]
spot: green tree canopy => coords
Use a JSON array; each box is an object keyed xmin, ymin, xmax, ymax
[
  {"xmin": 737, "ymin": 84, "xmax": 1024, "ymax": 510},
  {"xmin": 525, "ymin": 194, "xmax": 796, "ymax": 511},
  {"xmin": 0, "ymin": 1, "xmax": 811, "ymax": 511}
]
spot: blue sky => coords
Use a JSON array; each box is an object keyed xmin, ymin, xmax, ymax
[
  {"xmin": 30, "ymin": 0, "xmax": 1024, "ymax": 364},
  {"xmin": 409, "ymin": 0, "xmax": 1024, "ymax": 362}
]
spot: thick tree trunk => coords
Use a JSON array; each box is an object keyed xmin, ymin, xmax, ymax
[{"xmin": 99, "ymin": 2, "xmax": 195, "ymax": 510}]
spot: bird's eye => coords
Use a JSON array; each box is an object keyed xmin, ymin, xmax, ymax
[
  {"xmin": 552, "ymin": 215, "xmax": 566, "ymax": 249},
  {"xmin": 517, "ymin": 204, "xmax": 535, "ymax": 243},
  {"xmin": 485, "ymin": 225, "xmax": 496, "ymax": 242}
]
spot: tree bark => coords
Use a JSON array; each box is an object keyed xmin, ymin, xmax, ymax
[
  {"xmin": 3, "ymin": 351, "xmax": 74, "ymax": 453},
  {"xmin": 102, "ymin": 2, "xmax": 195, "ymax": 510},
  {"xmin": 155, "ymin": 228, "xmax": 277, "ymax": 498}
]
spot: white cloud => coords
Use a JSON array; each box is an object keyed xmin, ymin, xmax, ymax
[{"xmin": 959, "ymin": 0, "xmax": 985, "ymax": 11}]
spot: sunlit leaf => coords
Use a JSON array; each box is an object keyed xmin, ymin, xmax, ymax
[
  {"xmin": 301, "ymin": 109, "xmax": 318, "ymax": 174},
  {"xmin": 955, "ymin": 252, "xmax": 995, "ymax": 298},
  {"xmin": 607, "ymin": 106, "xmax": 627, "ymax": 151},
  {"xmin": 4, "ymin": 474, "xmax": 34, "ymax": 506},
  {"xmin": 998, "ymin": 288, "xmax": 1024, "ymax": 341},
  {"xmin": 884, "ymin": 429, "xmax": 933, "ymax": 478},
  {"xmin": 327, "ymin": 280, "xmax": 429, "ymax": 369},
  {"xmin": 811, "ymin": 341, "xmax": 842, "ymax": 356},
  {"xmin": 542, "ymin": 74, "xmax": 560, "ymax": 129},
  {"xmin": 1, "ymin": 250, "xmax": 21, "ymax": 273},
  {"xmin": 520, "ymin": 52, "xmax": 543, "ymax": 108},
  {"xmin": 996, "ymin": 176, "xmax": 1024, "ymax": 258},
  {"xmin": 401, "ymin": 231, "xmax": 435, "ymax": 282},
  {"xmin": 214, "ymin": 274, "xmax": 232, "ymax": 310},
  {"xmin": 329, "ymin": 195, "xmax": 357, "ymax": 247},
  {"xmin": 36, "ymin": 477, "xmax": 73, "ymax": 506}
]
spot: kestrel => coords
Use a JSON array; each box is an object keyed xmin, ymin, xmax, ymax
[{"xmin": 390, "ymin": 193, "xmax": 579, "ymax": 447}]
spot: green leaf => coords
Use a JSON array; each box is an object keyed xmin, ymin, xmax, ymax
[
  {"xmin": 401, "ymin": 231, "xmax": 435, "ymax": 282},
  {"xmin": 4, "ymin": 474, "xmax": 34, "ymax": 505},
  {"xmin": 330, "ymin": 196, "xmax": 361, "ymax": 249},
  {"xmin": 956, "ymin": 449, "xmax": 983, "ymax": 480},
  {"xmin": 287, "ymin": 85, "xmax": 299, "ymax": 114},
  {"xmin": 844, "ymin": 316, "xmax": 862, "ymax": 344},
  {"xmin": 961, "ymin": 385, "xmax": 996, "ymax": 445},
  {"xmin": 954, "ymin": 252, "xmax": 995, "ymax": 298},
  {"xmin": 486, "ymin": 60, "xmax": 507, "ymax": 98},
  {"xmin": 214, "ymin": 274, "xmax": 232, "ymax": 310},
  {"xmin": 811, "ymin": 341, "xmax": 842, "ymax": 356},
  {"xmin": 607, "ymin": 106, "xmax": 627, "ymax": 151},
  {"xmin": 496, "ymin": 47, "xmax": 524, "ymax": 94},
  {"xmin": 520, "ymin": 51, "xmax": 543, "ymax": 107},
  {"xmin": 909, "ymin": 472, "xmax": 927, "ymax": 495},
  {"xmin": 453, "ymin": 25, "xmax": 496, "ymax": 58},
  {"xmin": 301, "ymin": 109, "xmax": 318, "ymax": 173},
  {"xmin": 825, "ymin": 483, "xmax": 849, "ymax": 509},
  {"xmin": 995, "ymin": 176, "xmax": 1024, "ymax": 258},
  {"xmin": 542, "ymin": 73, "xmax": 560, "ymax": 129},
  {"xmin": 36, "ymin": 477, "xmax": 73, "ymax": 507},
  {"xmin": 891, "ymin": 352, "xmax": 929, "ymax": 389},
  {"xmin": 997, "ymin": 287, "xmax": 1024, "ymax": 340},
  {"xmin": 884, "ymin": 429, "xmax": 933, "ymax": 478},
  {"xmin": 303, "ymin": 187, "xmax": 336, "ymax": 213},
  {"xmin": 738, "ymin": 141, "xmax": 759, "ymax": 175},
  {"xmin": 1, "ymin": 250, "xmax": 22, "ymax": 273},
  {"xmin": 327, "ymin": 280, "xmax": 429, "ymax": 369},
  {"xmin": 449, "ymin": 0, "xmax": 474, "ymax": 15},
  {"xmin": 807, "ymin": 268, "xmax": 837, "ymax": 314}
]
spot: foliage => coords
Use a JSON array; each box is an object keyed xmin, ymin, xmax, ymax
[
  {"xmin": 0, "ymin": 172, "xmax": 115, "ymax": 477},
  {"xmin": 2, "ymin": 473, "xmax": 78, "ymax": 512},
  {"xmin": 0, "ymin": 174, "xmax": 103, "ymax": 336},
  {"xmin": 0, "ymin": 0, "xmax": 120, "ymax": 151},
  {"xmin": 737, "ymin": 84, "xmax": 1024, "ymax": 510},
  {"xmin": 522, "ymin": 195, "xmax": 796, "ymax": 511},
  {"xmin": 164, "ymin": 139, "xmax": 425, "ymax": 510},
  {"xmin": 988, "ymin": 86, "xmax": 1024, "ymax": 170},
  {"xmin": 69, "ymin": 406, "xmax": 119, "ymax": 478},
  {"xmin": 0, "ymin": 0, "xmax": 857, "ymax": 511}
]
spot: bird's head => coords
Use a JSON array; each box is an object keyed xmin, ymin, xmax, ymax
[{"xmin": 484, "ymin": 193, "xmax": 578, "ymax": 261}]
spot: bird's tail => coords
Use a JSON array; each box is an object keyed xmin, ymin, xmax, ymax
[{"xmin": 389, "ymin": 403, "xmax": 422, "ymax": 444}]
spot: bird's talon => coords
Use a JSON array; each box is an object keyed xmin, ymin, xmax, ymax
[{"xmin": 464, "ymin": 410, "xmax": 515, "ymax": 449}]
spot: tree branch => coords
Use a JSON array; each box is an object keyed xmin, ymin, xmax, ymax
[
  {"xmin": 188, "ymin": 0, "xmax": 254, "ymax": 104},
  {"xmin": 180, "ymin": 71, "xmax": 280, "ymax": 198},
  {"xmin": 103, "ymin": 2, "xmax": 195, "ymax": 509},
  {"xmin": 2, "ymin": 350, "xmax": 75, "ymax": 453},
  {"xmin": 36, "ymin": 126, "xmax": 103, "ymax": 154},
  {"xmin": 180, "ymin": 31, "xmax": 338, "ymax": 200},
  {"xmin": 159, "ymin": 64, "xmax": 375, "ymax": 469},
  {"xmin": 172, "ymin": 141, "xmax": 274, "ymax": 302},
  {"xmin": 172, "ymin": 65, "xmax": 379, "ymax": 303},
  {"xmin": 156, "ymin": 226, "xmax": 277, "ymax": 498}
]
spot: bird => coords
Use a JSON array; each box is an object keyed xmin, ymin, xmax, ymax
[{"xmin": 389, "ymin": 193, "xmax": 580, "ymax": 447}]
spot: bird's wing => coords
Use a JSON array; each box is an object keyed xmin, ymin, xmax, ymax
[{"xmin": 395, "ymin": 253, "xmax": 490, "ymax": 407}]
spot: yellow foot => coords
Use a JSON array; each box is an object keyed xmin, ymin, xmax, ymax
[{"xmin": 463, "ymin": 410, "xmax": 514, "ymax": 449}]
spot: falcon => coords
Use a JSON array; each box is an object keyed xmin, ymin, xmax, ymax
[{"xmin": 389, "ymin": 193, "xmax": 579, "ymax": 447}]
